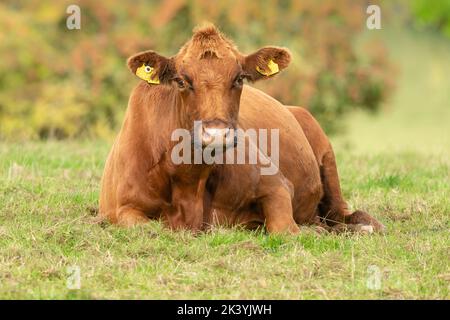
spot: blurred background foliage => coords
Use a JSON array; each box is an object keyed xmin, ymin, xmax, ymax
[
  {"xmin": 0, "ymin": 0, "xmax": 445, "ymax": 140},
  {"xmin": 412, "ymin": 0, "xmax": 450, "ymax": 37}
]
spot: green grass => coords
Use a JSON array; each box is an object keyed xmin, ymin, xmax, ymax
[
  {"xmin": 0, "ymin": 142, "xmax": 448, "ymax": 299},
  {"xmin": 0, "ymin": 26, "xmax": 449, "ymax": 299}
]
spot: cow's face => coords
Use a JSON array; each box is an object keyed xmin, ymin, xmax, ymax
[{"xmin": 127, "ymin": 25, "xmax": 291, "ymax": 148}]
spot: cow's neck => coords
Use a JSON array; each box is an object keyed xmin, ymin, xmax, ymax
[
  {"xmin": 163, "ymin": 90, "xmax": 215, "ymax": 229},
  {"xmin": 148, "ymin": 87, "xmax": 211, "ymax": 169},
  {"xmin": 149, "ymin": 88, "xmax": 192, "ymax": 134}
]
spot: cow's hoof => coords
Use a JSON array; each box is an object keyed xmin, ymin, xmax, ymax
[
  {"xmin": 359, "ymin": 224, "xmax": 374, "ymax": 233},
  {"xmin": 345, "ymin": 210, "xmax": 386, "ymax": 233},
  {"xmin": 330, "ymin": 223, "xmax": 375, "ymax": 234},
  {"xmin": 350, "ymin": 224, "xmax": 374, "ymax": 234}
]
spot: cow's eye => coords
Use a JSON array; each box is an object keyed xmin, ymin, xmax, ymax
[
  {"xmin": 175, "ymin": 78, "xmax": 186, "ymax": 89},
  {"xmin": 173, "ymin": 76, "xmax": 194, "ymax": 91},
  {"xmin": 233, "ymin": 75, "xmax": 245, "ymax": 88}
]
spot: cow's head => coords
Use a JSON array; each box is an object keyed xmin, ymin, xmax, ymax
[{"xmin": 127, "ymin": 24, "xmax": 291, "ymax": 148}]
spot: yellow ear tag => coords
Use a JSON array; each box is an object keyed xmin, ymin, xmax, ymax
[
  {"xmin": 136, "ymin": 63, "xmax": 160, "ymax": 84},
  {"xmin": 256, "ymin": 59, "xmax": 279, "ymax": 76}
]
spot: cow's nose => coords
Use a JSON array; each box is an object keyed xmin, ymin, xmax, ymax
[
  {"xmin": 203, "ymin": 127, "xmax": 230, "ymax": 138},
  {"xmin": 202, "ymin": 126, "xmax": 234, "ymax": 146},
  {"xmin": 202, "ymin": 127, "xmax": 231, "ymax": 145}
]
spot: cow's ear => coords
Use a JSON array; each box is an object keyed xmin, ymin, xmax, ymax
[
  {"xmin": 242, "ymin": 47, "xmax": 291, "ymax": 82},
  {"xmin": 127, "ymin": 50, "xmax": 175, "ymax": 85}
]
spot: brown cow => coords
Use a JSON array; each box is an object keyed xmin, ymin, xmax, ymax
[{"xmin": 99, "ymin": 24, "xmax": 384, "ymax": 234}]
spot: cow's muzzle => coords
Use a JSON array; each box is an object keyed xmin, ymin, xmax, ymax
[{"xmin": 200, "ymin": 120, "xmax": 237, "ymax": 148}]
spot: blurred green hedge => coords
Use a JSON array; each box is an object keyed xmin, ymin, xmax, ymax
[
  {"xmin": 0, "ymin": 0, "xmax": 395, "ymax": 140},
  {"xmin": 412, "ymin": 0, "xmax": 450, "ymax": 37}
]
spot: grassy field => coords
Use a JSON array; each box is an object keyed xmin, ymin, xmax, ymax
[
  {"xmin": 0, "ymin": 28, "xmax": 449, "ymax": 299},
  {"xmin": 0, "ymin": 141, "xmax": 448, "ymax": 299}
]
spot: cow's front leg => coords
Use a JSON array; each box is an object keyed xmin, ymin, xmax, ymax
[
  {"xmin": 258, "ymin": 178, "xmax": 300, "ymax": 234},
  {"xmin": 165, "ymin": 185, "xmax": 204, "ymax": 231},
  {"xmin": 165, "ymin": 170, "xmax": 211, "ymax": 232},
  {"xmin": 117, "ymin": 207, "xmax": 149, "ymax": 227}
]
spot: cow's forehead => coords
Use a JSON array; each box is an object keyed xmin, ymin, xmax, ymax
[
  {"xmin": 176, "ymin": 46, "xmax": 241, "ymax": 82},
  {"xmin": 175, "ymin": 24, "xmax": 242, "ymax": 76},
  {"xmin": 179, "ymin": 56, "xmax": 241, "ymax": 85}
]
